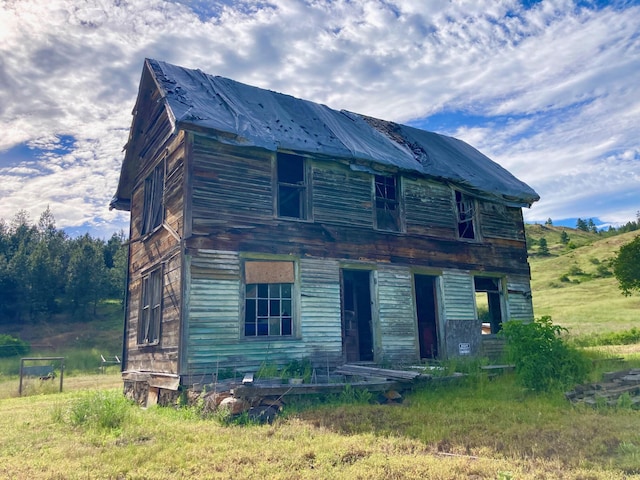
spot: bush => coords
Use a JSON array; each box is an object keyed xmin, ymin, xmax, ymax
[
  {"xmin": 500, "ymin": 316, "xmax": 590, "ymax": 392},
  {"xmin": 0, "ymin": 334, "xmax": 30, "ymax": 358},
  {"xmin": 64, "ymin": 390, "xmax": 133, "ymax": 431}
]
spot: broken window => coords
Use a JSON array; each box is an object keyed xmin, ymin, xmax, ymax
[
  {"xmin": 455, "ymin": 190, "xmax": 477, "ymax": 240},
  {"xmin": 138, "ymin": 267, "xmax": 162, "ymax": 345},
  {"xmin": 141, "ymin": 161, "xmax": 164, "ymax": 235},
  {"xmin": 375, "ymin": 174, "xmax": 400, "ymax": 231},
  {"xmin": 244, "ymin": 261, "xmax": 295, "ymax": 337},
  {"xmin": 474, "ymin": 276, "xmax": 503, "ymax": 334},
  {"xmin": 277, "ymin": 153, "xmax": 307, "ymax": 219}
]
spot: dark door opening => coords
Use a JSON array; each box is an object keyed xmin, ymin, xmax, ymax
[
  {"xmin": 414, "ymin": 274, "xmax": 439, "ymax": 359},
  {"xmin": 341, "ymin": 270, "xmax": 374, "ymax": 362},
  {"xmin": 474, "ymin": 276, "xmax": 503, "ymax": 334}
]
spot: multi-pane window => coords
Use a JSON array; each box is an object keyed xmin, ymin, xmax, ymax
[
  {"xmin": 277, "ymin": 153, "xmax": 307, "ymax": 219},
  {"xmin": 374, "ymin": 174, "xmax": 400, "ymax": 231},
  {"xmin": 141, "ymin": 161, "xmax": 164, "ymax": 235},
  {"xmin": 455, "ymin": 190, "xmax": 477, "ymax": 240},
  {"xmin": 138, "ymin": 267, "xmax": 162, "ymax": 345},
  {"xmin": 245, "ymin": 283, "xmax": 293, "ymax": 337}
]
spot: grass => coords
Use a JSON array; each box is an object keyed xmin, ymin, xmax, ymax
[{"xmin": 1, "ymin": 371, "xmax": 640, "ymax": 479}]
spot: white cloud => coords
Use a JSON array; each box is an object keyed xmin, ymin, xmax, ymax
[{"xmin": 0, "ymin": 0, "xmax": 638, "ymax": 234}]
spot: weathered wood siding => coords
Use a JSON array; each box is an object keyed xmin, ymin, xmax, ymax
[
  {"xmin": 377, "ymin": 266, "xmax": 419, "ymax": 363},
  {"xmin": 191, "ymin": 138, "xmax": 273, "ymax": 234},
  {"xmin": 506, "ymin": 275, "xmax": 535, "ymax": 321},
  {"xmin": 404, "ymin": 178, "xmax": 457, "ymax": 238},
  {"xmin": 312, "ymin": 163, "xmax": 372, "ymax": 227},
  {"xmin": 479, "ymin": 202, "xmax": 526, "ymax": 241},
  {"xmin": 440, "ymin": 269, "xmax": 481, "ymax": 358}
]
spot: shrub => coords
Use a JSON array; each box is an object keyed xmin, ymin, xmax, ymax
[
  {"xmin": 500, "ymin": 316, "xmax": 590, "ymax": 392},
  {"xmin": 0, "ymin": 334, "xmax": 30, "ymax": 358},
  {"xmin": 65, "ymin": 390, "xmax": 133, "ymax": 431}
]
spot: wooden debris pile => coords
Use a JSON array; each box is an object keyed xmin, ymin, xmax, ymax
[{"xmin": 565, "ymin": 369, "xmax": 640, "ymax": 408}]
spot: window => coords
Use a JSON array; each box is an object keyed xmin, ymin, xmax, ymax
[
  {"xmin": 244, "ymin": 261, "xmax": 295, "ymax": 337},
  {"xmin": 375, "ymin": 174, "xmax": 400, "ymax": 231},
  {"xmin": 141, "ymin": 161, "xmax": 164, "ymax": 235},
  {"xmin": 474, "ymin": 276, "xmax": 503, "ymax": 334},
  {"xmin": 138, "ymin": 267, "xmax": 162, "ymax": 345},
  {"xmin": 277, "ymin": 153, "xmax": 307, "ymax": 219},
  {"xmin": 455, "ymin": 190, "xmax": 476, "ymax": 240}
]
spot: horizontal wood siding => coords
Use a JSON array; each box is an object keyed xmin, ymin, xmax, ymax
[
  {"xmin": 377, "ymin": 266, "xmax": 419, "ymax": 363},
  {"xmin": 191, "ymin": 137, "xmax": 273, "ymax": 234},
  {"xmin": 299, "ymin": 258, "xmax": 343, "ymax": 365},
  {"xmin": 506, "ymin": 275, "xmax": 535, "ymax": 321},
  {"xmin": 404, "ymin": 178, "xmax": 457, "ymax": 238},
  {"xmin": 479, "ymin": 202, "xmax": 526, "ymax": 241},
  {"xmin": 125, "ymin": 251, "xmax": 181, "ymax": 374},
  {"xmin": 312, "ymin": 163, "xmax": 372, "ymax": 227},
  {"xmin": 441, "ymin": 269, "xmax": 476, "ymax": 321}
]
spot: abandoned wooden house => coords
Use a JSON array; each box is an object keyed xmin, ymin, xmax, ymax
[{"xmin": 110, "ymin": 58, "xmax": 539, "ymax": 397}]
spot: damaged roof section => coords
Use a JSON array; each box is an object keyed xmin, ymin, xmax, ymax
[{"xmin": 113, "ymin": 58, "xmax": 539, "ymax": 210}]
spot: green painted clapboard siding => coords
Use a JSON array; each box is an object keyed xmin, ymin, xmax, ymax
[
  {"xmin": 377, "ymin": 266, "xmax": 419, "ymax": 363},
  {"xmin": 441, "ymin": 269, "xmax": 476, "ymax": 321}
]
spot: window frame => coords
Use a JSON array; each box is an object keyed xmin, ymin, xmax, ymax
[
  {"xmin": 474, "ymin": 276, "xmax": 504, "ymax": 335},
  {"xmin": 141, "ymin": 160, "xmax": 165, "ymax": 236},
  {"xmin": 275, "ymin": 152, "xmax": 309, "ymax": 220},
  {"xmin": 374, "ymin": 174, "xmax": 402, "ymax": 232},
  {"xmin": 242, "ymin": 260, "xmax": 297, "ymax": 339},
  {"xmin": 138, "ymin": 266, "xmax": 163, "ymax": 346},
  {"xmin": 455, "ymin": 190, "xmax": 478, "ymax": 241}
]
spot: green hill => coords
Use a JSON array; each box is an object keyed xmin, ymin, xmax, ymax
[{"xmin": 527, "ymin": 226, "xmax": 640, "ymax": 337}]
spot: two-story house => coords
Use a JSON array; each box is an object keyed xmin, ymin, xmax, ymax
[{"xmin": 111, "ymin": 59, "xmax": 539, "ymax": 400}]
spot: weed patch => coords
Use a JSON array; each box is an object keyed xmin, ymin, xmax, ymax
[{"xmin": 54, "ymin": 390, "xmax": 133, "ymax": 432}]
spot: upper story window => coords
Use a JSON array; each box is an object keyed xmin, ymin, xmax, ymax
[
  {"xmin": 141, "ymin": 161, "xmax": 164, "ymax": 235},
  {"xmin": 374, "ymin": 174, "xmax": 401, "ymax": 231},
  {"xmin": 138, "ymin": 267, "xmax": 162, "ymax": 345},
  {"xmin": 455, "ymin": 190, "xmax": 477, "ymax": 240},
  {"xmin": 277, "ymin": 153, "xmax": 308, "ymax": 219}
]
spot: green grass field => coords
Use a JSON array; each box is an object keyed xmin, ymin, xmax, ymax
[{"xmin": 1, "ymin": 371, "xmax": 640, "ymax": 479}]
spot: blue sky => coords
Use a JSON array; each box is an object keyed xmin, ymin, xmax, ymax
[{"xmin": 0, "ymin": 0, "xmax": 639, "ymax": 238}]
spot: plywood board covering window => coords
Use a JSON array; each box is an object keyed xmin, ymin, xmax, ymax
[{"xmin": 244, "ymin": 261, "xmax": 295, "ymax": 337}]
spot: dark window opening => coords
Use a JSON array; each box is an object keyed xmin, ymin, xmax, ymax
[
  {"xmin": 455, "ymin": 190, "xmax": 476, "ymax": 239},
  {"xmin": 474, "ymin": 276, "xmax": 503, "ymax": 334},
  {"xmin": 375, "ymin": 175, "xmax": 400, "ymax": 231},
  {"xmin": 277, "ymin": 153, "xmax": 307, "ymax": 219},
  {"xmin": 138, "ymin": 268, "xmax": 162, "ymax": 345},
  {"xmin": 141, "ymin": 161, "xmax": 164, "ymax": 235},
  {"xmin": 245, "ymin": 283, "xmax": 293, "ymax": 337}
]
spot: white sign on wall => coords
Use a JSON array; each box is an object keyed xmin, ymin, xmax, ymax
[{"xmin": 459, "ymin": 342, "xmax": 471, "ymax": 355}]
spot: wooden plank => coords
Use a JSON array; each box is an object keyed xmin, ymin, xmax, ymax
[
  {"xmin": 334, "ymin": 364, "xmax": 422, "ymax": 381},
  {"xmin": 232, "ymin": 380, "xmax": 400, "ymax": 398}
]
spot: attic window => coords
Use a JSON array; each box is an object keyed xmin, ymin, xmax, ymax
[
  {"xmin": 138, "ymin": 267, "xmax": 162, "ymax": 345},
  {"xmin": 374, "ymin": 175, "xmax": 400, "ymax": 231},
  {"xmin": 141, "ymin": 161, "xmax": 164, "ymax": 235},
  {"xmin": 455, "ymin": 191, "xmax": 477, "ymax": 240},
  {"xmin": 277, "ymin": 153, "xmax": 307, "ymax": 219}
]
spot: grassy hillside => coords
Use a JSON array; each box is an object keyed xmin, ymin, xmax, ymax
[{"xmin": 527, "ymin": 226, "xmax": 640, "ymax": 337}]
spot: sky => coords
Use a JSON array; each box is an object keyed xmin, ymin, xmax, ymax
[{"xmin": 0, "ymin": 0, "xmax": 639, "ymax": 238}]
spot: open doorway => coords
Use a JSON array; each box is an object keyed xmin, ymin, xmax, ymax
[
  {"xmin": 341, "ymin": 270, "xmax": 374, "ymax": 362},
  {"xmin": 414, "ymin": 275, "xmax": 439, "ymax": 359},
  {"xmin": 474, "ymin": 276, "xmax": 503, "ymax": 334}
]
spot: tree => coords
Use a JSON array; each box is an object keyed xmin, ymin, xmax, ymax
[
  {"xmin": 65, "ymin": 235, "xmax": 107, "ymax": 316},
  {"xmin": 613, "ymin": 236, "xmax": 640, "ymax": 296},
  {"xmin": 576, "ymin": 218, "xmax": 589, "ymax": 232},
  {"xmin": 545, "ymin": 218, "xmax": 553, "ymax": 226},
  {"xmin": 560, "ymin": 230, "xmax": 570, "ymax": 245},
  {"xmin": 538, "ymin": 237, "xmax": 549, "ymax": 255}
]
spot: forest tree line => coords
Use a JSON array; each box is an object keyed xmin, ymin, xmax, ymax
[{"xmin": 0, "ymin": 208, "xmax": 128, "ymax": 325}]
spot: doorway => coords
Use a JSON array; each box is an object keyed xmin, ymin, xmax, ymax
[
  {"xmin": 414, "ymin": 274, "xmax": 439, "ymax": 359},
  {"xmin": 474, "ymin": 276, "xmax": 503, "ymax": 334},
  {"xmin": 341, "ymin": 269, "xmax": 374, "ymax": 362}
]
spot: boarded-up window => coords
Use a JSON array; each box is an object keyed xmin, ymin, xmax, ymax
[
  {"xmin": 138, "ymin": 267, "xmax": 162, "ymax": 345},
  {"xmin": 375, "ymin": 175, "xmax": 400, "ymax": 231},
  {"xmin": 141, "ymin": 161, "xmax": 164, "ymax": 235},
  {"xmin": 277, "ymin": 153, "xmax": 307, "ymax": 219},
  {"xmin": 244, "ymin": 261, "xmax": 294, "ymax": 337},
  {"xmin": 455, "ymin": 190, "xmax": 477, "ymax": 240}
]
